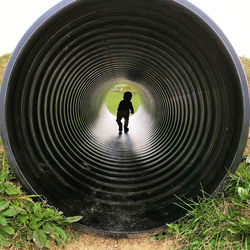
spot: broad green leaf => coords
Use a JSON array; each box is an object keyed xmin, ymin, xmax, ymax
[
  {"xmin": 43, "ymin": 222, "xmax": 53, "ymax": 234},
  {"xmin": 0, "ymin": 201, "xmax": 9, "ymax": 211},
  {"xmin": 0, "ymin": 237, "xmax": 11, "ymax": 248},
  {"xmin": 29, "ymin": 218, "xmax": 44, "ymax": 230},
  {"xmin": 24, "ymin": 201, "xmax": 33, "ymax": 213},
  {"xmin": 0, "ymin": 215, "xmax": 7, "ymax": 226},
  {"xmin": 45, "ymin": 207, "xmax": 56, "ymax": 214},
  {"xmin": 18, "ymin": 215, "xmax": 29, "ymax": 224},
  {"xmin": 0, "ymin": 225, "xmax": 14, "ymax": 235},
  {"xmin": 63, "ymin": 215, "xmax": 83, "ymax": 223},
  {"xmin": 0, "ymin": 230, "xmax": 7, "ymax": 240},
  {"xmin": 6, "ymin": 183, "xmax": 21, "ymax": 195},
  {"xmin": 44, "ymin": 207, "xmax": 57, "ymax": 219},
  {"xmin": 58, "ymin": 211, "xmax": 63, "ymax": 216},
  {"xmin": 32, "ymin": 203, "xmax": 41, "ymax": 217},
  {"xmin": 45, "ymin": 240, "xmax": 51, "ymax": 248},
  {"xmin": 27, "ymin": 229, "xmax": 33, "ymax": 241},
  {"xmin": 33, "ymin": 229, "xmax": 47, "ymax": 248},
  {"xmin": 50, "ymin": 231, "xmax": 57, "ymax": 240},
  {"xmin": 0, "ymin": 171, "xmax": 8, "ymax": 183},
  {"xmin": 54, "ymin": 226, "xmax": 67, "ymax": 239},
  {"xmin": 1, "ymin": 207, "xmax": 19, "ymax": 217}
]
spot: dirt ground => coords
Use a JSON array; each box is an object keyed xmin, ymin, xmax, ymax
[{"xmin": 61, "ymin": 232, "xmax": 177, "ymax": 250}]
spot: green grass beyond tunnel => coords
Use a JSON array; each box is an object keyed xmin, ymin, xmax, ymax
[{"xmin": 105, "ymin": 84, "xmax": 141, "ymax": 115}]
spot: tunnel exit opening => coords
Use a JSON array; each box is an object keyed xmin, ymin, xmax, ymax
[{"xmin": 105, "ymin": 83, "xmax": 141, "ymax": 116}]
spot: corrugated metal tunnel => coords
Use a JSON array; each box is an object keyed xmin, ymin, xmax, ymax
[{"xmin": 0, "ymin": 0, "xmax": 249, "ymax": 235}]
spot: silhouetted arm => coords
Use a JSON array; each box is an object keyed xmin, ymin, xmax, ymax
[
  {"xmin": 130, "ymin": 102, "xmax": 134, "ymax": 114},
  {"xmin": 117, "ymin": 101, "xmax": 122, "ymax": 112}
]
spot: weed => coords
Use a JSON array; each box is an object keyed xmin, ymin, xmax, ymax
[{"xmin": 0, "ymin": 152, "xmax": 82, "ymax": 248}]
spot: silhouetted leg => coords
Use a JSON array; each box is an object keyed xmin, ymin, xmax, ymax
[
  {"xmin": 116, "ymin": 114, "xmax": 123, "ymax": 132},
  {"xmin": 124, "ymin": 117, "xmax": 129, "ymax": 133}
]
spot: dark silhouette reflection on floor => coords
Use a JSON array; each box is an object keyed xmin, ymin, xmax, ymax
[{"xmin": 105, "ymin": 133, "xmax": 136, "ymax": 158}]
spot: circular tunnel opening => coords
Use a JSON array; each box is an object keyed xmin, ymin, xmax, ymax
[
  {"xmin": 0, "ymin": 0, "xmax": 249, "ymax": 235},
  {"xmin": 105, "ymin": 83, "xmax": 141, "ymax": 116}
]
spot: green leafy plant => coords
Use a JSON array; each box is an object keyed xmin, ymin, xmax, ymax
[
  {"xmin": 0, "ymin": 200, "xmax": 17, "ymax": 247},
  {"xmin": 0, "ymin": 152, "xmax": 82, "ymax": 248},
  {"xmin": 14, "ymin": 201, "xmax": 82, "ymax": 248}
]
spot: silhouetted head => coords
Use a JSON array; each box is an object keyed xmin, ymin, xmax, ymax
[{"xmin": 123, "ymin": 91, "xmax": 132, "ymax": 101}]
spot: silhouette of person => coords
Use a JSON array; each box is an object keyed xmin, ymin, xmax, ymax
[{"xmin": 116, "ymin": 91, "xmax": 134, "ymax": 133}]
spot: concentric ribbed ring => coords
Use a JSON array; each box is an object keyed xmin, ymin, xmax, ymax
[{"xmin": 0, "ymin": 0, "xmax": 249, "ymax": 235}]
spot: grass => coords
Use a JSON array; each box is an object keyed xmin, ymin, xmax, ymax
[
  {"xmin": 0, "ymin": 54, "xmax": 11, "ymax": 87},
  {"xmin": 105, "ymin": 89, "xmax": 141, "ymax": 115},
  {"xmin": 154, "ymin": 157, "xmax": 250, "ymax": 249},
  {"xmin": 241, "ymin": 57, "xmax": 250, "ymax": 87}
]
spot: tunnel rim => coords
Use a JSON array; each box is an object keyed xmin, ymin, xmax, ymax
[{"xmin": 0, "ymin": 0, "xmax": 249, "ymax": 236}]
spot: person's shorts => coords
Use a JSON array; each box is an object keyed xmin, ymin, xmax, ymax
[{"xmin": 117, "ymin": 111, "xmax": 129, "ymax": 120}]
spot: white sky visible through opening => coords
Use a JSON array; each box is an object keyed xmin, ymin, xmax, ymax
[{"xmin": 0, "ymin": 0, "xmax": 249, "ymax": 58}]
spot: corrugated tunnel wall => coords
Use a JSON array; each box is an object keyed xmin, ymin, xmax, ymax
[{"xmin": 0, "ymin": 0, "xmax": 249, "ymax": 235}]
